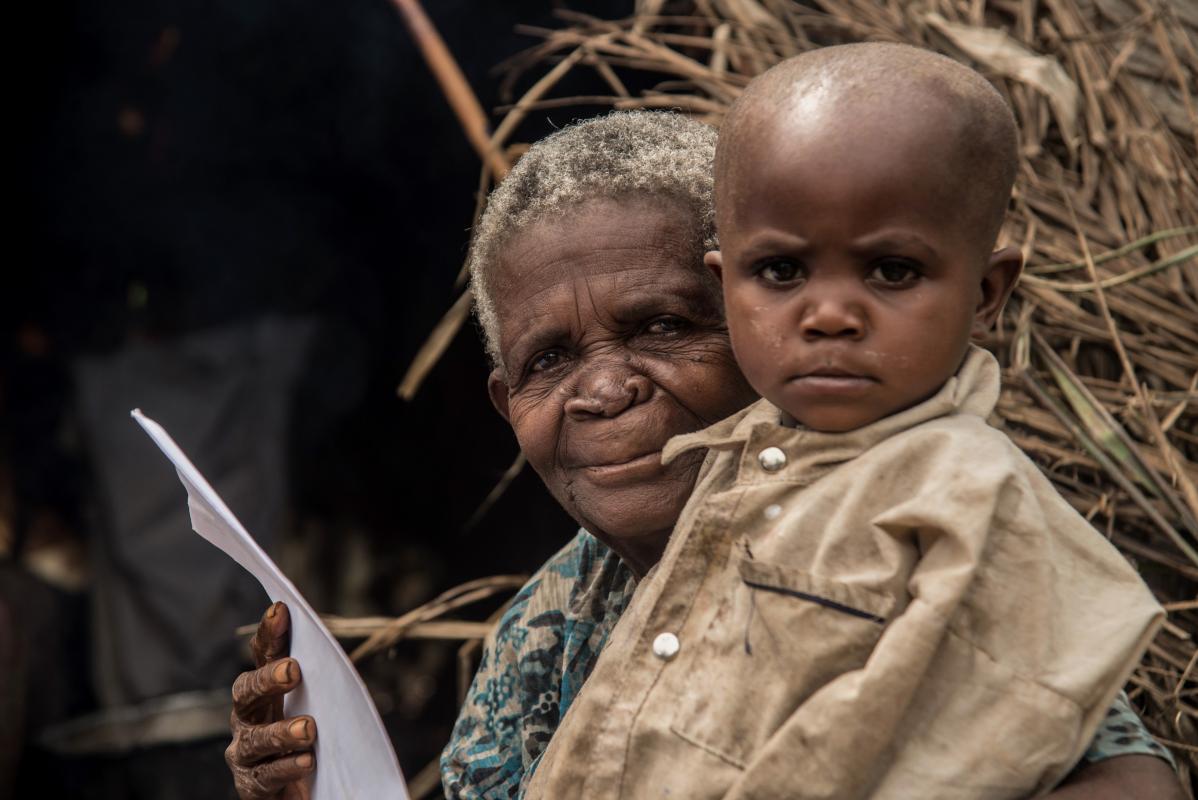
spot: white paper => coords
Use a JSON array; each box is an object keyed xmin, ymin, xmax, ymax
[{"xmin": 132, "ymin": 409, "xmax": 409, "ymax": 799}]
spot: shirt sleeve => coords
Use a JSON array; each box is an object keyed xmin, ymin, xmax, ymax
[
  {"xmin": 721, "ymin": 439, "xmax": 1162, "ymax": 800},
  {"xmin": 441, "ymin": 531, "xmax": 599, "ymax": 799},
  {"xmin": 1081, "ymin": 691, "xmax": 1176, "ymax": 768},
  {"xmin": 440, "ymin": 597, "xmax": 536, "ymax": 800}
]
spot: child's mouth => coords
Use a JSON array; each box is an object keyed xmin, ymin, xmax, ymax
[{"xmin": 788, "ymin": 370, "xmax": 877, "ymax": 396}]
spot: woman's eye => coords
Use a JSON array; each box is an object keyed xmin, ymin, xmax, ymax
[
  {"xmin": 645, "ymin": 316, "xmax": 689, "ymax": 335},
  {"xmin": 869, "ymin": 260, "xmax": 920, "ymax": 285},
  {"xmin": 757, "ymin": 259, "xmax": 804, "ymax": 285},
  {"xmin": 529, "ymin": 350, "xmax": 565, "ymax": 373}
]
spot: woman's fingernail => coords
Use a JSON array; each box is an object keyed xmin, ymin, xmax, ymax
[
  {"xmin": 273, "ymin": 659, "xmax": 293, "ymax": 683},
  {"xmin": 289, "ymin": 718, "xmax": 310, "ymax": 739},
  {"xmin": 296, "ymin": 753, "xmax": 313, "ymax": 768},
  {"xmin": 266, "ymin": 602, "xmax": 279, "ymax": 619}
]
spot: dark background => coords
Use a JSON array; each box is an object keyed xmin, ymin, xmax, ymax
[{"xmin": 6, "ymin": 0, "xmax": 632, "ymax": 794}]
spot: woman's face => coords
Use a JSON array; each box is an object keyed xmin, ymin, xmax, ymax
[{"xmin": 487, "ymin": 198, "xmax": 756, "ymax": 573}]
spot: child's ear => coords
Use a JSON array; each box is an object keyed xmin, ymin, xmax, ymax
[
  {"xmin": 487, "ymin": 368, "xmax": 511, "ymax": 423},
  {"xmin": 704, "ymin": 250, "xmax": 725, "ymax": 283},
  {"xmin": 973, "ymin": 246, "xmax": 1023, "ymax": 338}
]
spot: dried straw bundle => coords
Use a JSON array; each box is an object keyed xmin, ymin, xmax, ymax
[
  {"xmin": 487, "ymin": 0, "xmax": 1198, "ymax": 770},
  {"xmin": 390, "ymin": 0, "xmax": 1198, "ymax": 778}
]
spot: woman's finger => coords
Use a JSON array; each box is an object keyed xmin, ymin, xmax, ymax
[
  {"xmin": 232, "ymin": 657, "xmax": 302, "ymax": 723},
  {"xmin": 250, "ymin": 602, "xmax": 291, "ymax": 721},
  {"xmin": 229, "ymin": 752, "xmax": 315, "ymax": 799},
  {"xmin": 232, "ymin": 715, "xmax": 316, "ymax": 765},
  {"xmin": 251, "ymin": 601, "xmax": 291, "ymax": 667},
  {"xmin": 230, "ymin": 713, "xmax": 316, "ymax": 766},
  {"xmin": 280, "ymin": 780, "xmax": 311, "ymax": 800}
]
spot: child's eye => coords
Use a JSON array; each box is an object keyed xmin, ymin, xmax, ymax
[
  {"xmin": 644, "ymin": 316, "xmax": 689, "ymax": 335},
  {"xmin": 869, "ymin": 259, "xmax": 921, "ymax": 285},
  {"xmin": 756, "ymin": 259, "xmax": 804, "ymax": 285}
]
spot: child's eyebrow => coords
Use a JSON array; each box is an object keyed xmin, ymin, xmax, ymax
[
  {"xmin": 737, "ymin": 230, "xmax": 811, "ymax": 260},
  {"xmin": 849, "ymin": 230, "xmax": 941, "ymax": 260}
]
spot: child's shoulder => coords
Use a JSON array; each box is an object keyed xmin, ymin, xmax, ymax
[
  {"xmin": 869, "ymin": 408, "xmax": 1027, "ymax": 476},
  {"xmin": 864, "ymin": 410, "xmax": 1113, "ymax": 553}
]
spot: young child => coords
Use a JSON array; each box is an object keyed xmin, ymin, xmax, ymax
[{"xmin": 523, "ymin": 44, "xmax": 1164, "ymax": 799}]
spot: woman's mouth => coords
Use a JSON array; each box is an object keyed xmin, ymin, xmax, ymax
[{"xmin": 575, "ymin": 450, "xmax": 665, "ymax": 485}]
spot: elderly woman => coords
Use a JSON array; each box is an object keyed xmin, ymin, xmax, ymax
[{"xmin": 225, "ymin": 112, "xmax": 1181, "ymax": 800}]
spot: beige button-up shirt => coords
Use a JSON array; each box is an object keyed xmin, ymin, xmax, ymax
[{"xmin": 525, "ymin": 347, "xmax": 1162, "ymax": 800}]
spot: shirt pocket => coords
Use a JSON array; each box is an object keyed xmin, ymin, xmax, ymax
[{"xmin": 668, "ymin": 556, "xmax": 895, "ymax": 768}]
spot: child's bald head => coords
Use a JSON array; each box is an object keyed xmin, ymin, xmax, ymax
[
  {"xmin": 707, "ymin": 43, "xmax": 1024, "ymax": 432},
  {"xmin": 716, "ymin": 43, "xmax": 1018, "ymax": 254}
]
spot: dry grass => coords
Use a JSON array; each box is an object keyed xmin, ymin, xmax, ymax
[{"xmin": 387, "ymin": 0, "xmax": 1198, "ymax": 784}]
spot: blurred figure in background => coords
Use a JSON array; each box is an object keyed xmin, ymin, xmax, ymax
[{"xmin": 74, "ymin": 316, "xmax": 313, "ymax": 713}]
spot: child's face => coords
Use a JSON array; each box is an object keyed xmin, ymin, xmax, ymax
[{"xmin": 709, "ymin": 107, "xmax": 1020, "ymax": 432}]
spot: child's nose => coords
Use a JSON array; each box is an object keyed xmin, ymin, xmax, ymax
[{"xmin": 797, "ymin": 295, "xmax": 866, "ymax": 340}]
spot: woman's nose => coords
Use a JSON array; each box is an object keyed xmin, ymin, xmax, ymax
[
  {"xmin": 797, "ymin": 293, "xmax": 866, "ymax": 340},
  {"xmin": 564, "ymin": 365, "xmax": 653, "ymax": 419}
]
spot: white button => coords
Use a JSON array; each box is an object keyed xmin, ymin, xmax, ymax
[
  {"xmin": 652, "ymin": 632, "xmax": 680, "ymax": 661},
  {"xmin": 764, "ymin": 504, "xmax": 782, "ymax": 520},
  {"xmin": 758, "ymin": 446, "xmax": 787, "ymax": 471}
]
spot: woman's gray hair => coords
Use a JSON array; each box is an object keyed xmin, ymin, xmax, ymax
[{"xmin": 469, "ymin": 110, "xmax": 718, "ymax": 369}]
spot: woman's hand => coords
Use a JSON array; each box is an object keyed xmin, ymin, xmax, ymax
[{"xmin": 226, "ymin": 601, "xmax": 318, "ymax": 799}]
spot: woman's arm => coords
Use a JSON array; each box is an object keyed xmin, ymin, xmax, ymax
[
  {"xmin": 1047, "ymin": 754, "xmax": 1185, "ymax": 800},
  {"xmin": 1046, "ymin": 690, "xmax": 1183, "ymax": 799},
  {"xmin": 225, "ymin": 602, "xmax": 317, "ymax": 799}
]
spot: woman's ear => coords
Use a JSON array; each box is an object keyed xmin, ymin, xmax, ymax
[
  {"xmin": 487, "ymin": 368, "xmax": 511, "ymax": 422},
  {"xmin": 973, "ymin": 246, "xmax": 1023, "ymax": 338},
  {"xmin": 704, "ymin": 250, "xmax": 725, "ymax": 283}
]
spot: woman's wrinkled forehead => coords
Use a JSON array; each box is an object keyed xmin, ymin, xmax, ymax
[
  {"xmin": 489, "ymin": 199, "xmax": 722, "ymax": 366},
  {"xmin": 493, "ymin": 197, "xmax": 702, "ymax": 288},
  {"xmin": 468, "ymin": 111, "xmax": 719, "ymax": 369}
]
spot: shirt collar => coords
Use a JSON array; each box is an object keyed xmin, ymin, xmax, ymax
[{"xmin": 663, "ymin": 345, "xmax": 1001, "ymax": 473}]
